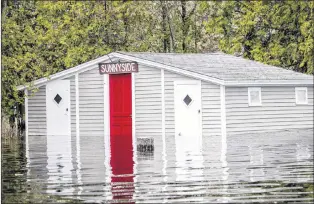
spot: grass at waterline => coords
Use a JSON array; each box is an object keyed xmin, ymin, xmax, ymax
[
  {"xmin": 227, "ymin": 180, "xmax": 314, "ymax": 199},
  {"xmin": 1, "ymin": 134, "xmax": 82, "ymax": 204},
  {"xmin": 2, "ymin": 186, "xmax": 82, "ymax": 204},
  {"xmin": 2, "ymin": 187, "xmax": 82, "ymax": 204}
]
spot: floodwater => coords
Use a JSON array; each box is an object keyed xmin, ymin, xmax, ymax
[{"xmin": 2, "ymin": 129, "xmax": 314, "ymax": 203}]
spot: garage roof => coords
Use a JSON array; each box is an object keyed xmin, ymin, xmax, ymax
[
  {"xmin": 17, "ymin": 52, "xmax": 313, "ymax": 90},
  {"xmin": 120, "ymin": 52, "xmax": 313, "ymax": 82}
]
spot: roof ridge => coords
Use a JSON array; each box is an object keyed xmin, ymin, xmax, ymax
[{"xmin": 117, "ymin": 51, "xmax": 226, "ymax": 55}]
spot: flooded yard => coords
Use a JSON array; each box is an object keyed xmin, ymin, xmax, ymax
[{"xmin": 2, "ymin": 129, "xmax": 314, "ymax": 203}]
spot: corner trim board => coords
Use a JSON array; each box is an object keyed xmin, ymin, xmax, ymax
[
  {"xmin": 220, "ymin": 85, "xmax": 227, "ymax": 137},
  {"xmin": 131, "ymin": 73, "xmax": 136, "ymax": 153},
  {"xmin": 161, "ymin": 69, "xmax": 165, "ymax": 146},
  {"xmin": 67, "ymin": 80, "xmax": 72, "ymax": 136},
  {"xmin": 75, "ymin": 73, "xmax": 82, "ymax": 188},
  {"xmin": 161, "ymin": 69, "xmax": 168, "ymax": 188},
  {"xmin": 103, "ymin": 74, "xmax": 112, "ymax": 197},
  {"xmin": 25, "ymin": 89, "xmax": 29, "ymax": 158},
  {"xmin": 131, "ymin": 72, "xmax": 138, "ymax": 184},
  {"xmin": 199, "ymin": 81, "xmax": 203, "ymax": 147},
  {"xmin": 75, "ymin": 73, "xmax": 80, "ymax": 137},
  {"xmin": 103, "ymin": 74, "xmax": 110, "ymax": 146}
]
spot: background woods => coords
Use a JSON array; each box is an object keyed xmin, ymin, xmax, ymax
[{"xmin": 1, "ymin": 0, "xmax": 313, "ymax": 119}]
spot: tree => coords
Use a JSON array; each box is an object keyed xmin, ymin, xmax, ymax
[
  {"xmin": 2, "ymin": 1, "xmax": 113, "ymax": 118},
  {"xmin": 203, "ymin": 0, "xmax": 314, "ymax": 74},
  {"xmin": 2, "ymin": 0, "xmax": 312, "ymax": 121}
]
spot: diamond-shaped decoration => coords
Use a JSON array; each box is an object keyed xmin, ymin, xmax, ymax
[
  {"xmin": 54, "ymin": 94, "xmax": 62, "ymax": 104},
  {"xmin": 183, "ymin": 95, "xmax": 192, "ymax": 106}
]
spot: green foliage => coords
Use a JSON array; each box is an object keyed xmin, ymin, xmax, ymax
[
  {"xmin": 203, "ymin": 0, "xmax": 314, "ymax": 74},
  {"xmin": 1, "ymin": 1, "xmax": 113, "ymax": 117},
  {"xmin": 1, "ymin": 1, "xmax": 312, "ymax": 119}
]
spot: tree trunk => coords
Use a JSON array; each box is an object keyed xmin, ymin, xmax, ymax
[
  {"xmin": 165, "ymin": 3, "xmax": 175, "ymax": 52},
  {"xmin": 161, "ymin": 1, "xmax": 169, "ymax": 52},
  {"xmin": 104, "ymin": 0, "xmax": 109, "ymax": 45},
  {"xmin": 181, "ymin": 0, "xmax": 187, "ymax": 52},
  {"xmin": 122, "ymin": 0, "xmax": 128, "ymax": 49},
  {"xmin": 194, "ymin": 13, "xmax": 197, "ymax": 52},
  {"xmin": 1, "ymin": 0, "xmax": 7, "ymax": 13}
]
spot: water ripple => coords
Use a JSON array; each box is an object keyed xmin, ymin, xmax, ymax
[{"xmin": 2, "ymin": 129, "xmax": 313, "ymax": 203}]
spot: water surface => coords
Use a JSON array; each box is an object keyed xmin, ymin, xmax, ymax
[{"xmin": 2, "ymin": 129, "xmax": 314, "ymax": 203}]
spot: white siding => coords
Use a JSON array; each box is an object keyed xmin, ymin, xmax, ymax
[
  {"xmin": 164, "ymin": 70, "xmax": 221, "ymax": 137},
  {"xmin": 134, "ymin": 66, "xmax": 221, "ymax": 172},
  {"xmin": 133, "ymin": 65, "xmax": 163, "ymax": 175},
  {"xmin": 28, "ymin": 86, "xmax": 46, "ymax": 135},
  {"xmin": 226, "ymin": 86, "xmax": 314, "ymax": 134},
  {"xmin": 134, "ymin": 65, "xmax": 162, "ymax": 138},
  {"xmin": 202, "ymin": 82, "xmax": 221, "ymax": 136},
  {"xmin": 134, "ymin": 66, "xmax": 220, "ymax": 180},
  {"xmin": 78, "ymin": 68, "xmax": 104, "ymax": 137}
]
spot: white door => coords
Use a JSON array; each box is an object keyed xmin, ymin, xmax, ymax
[
  {"xmin": 46, "ymin": 79, "xmax": 73, "ymax": 194},
  {"xmin": 174, "ymin": 80, "xmax": 204, "ymax": 185},
  {"xmin": 174, "ymin": 80, "xmax": 202, "ymax": 153},
  {"xmin": 46, "ymin": 79, "xmax": 71, "ymax": 136}
]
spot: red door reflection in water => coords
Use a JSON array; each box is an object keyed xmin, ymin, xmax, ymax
[{"xmin": 109, "ymin": 73, "xmax": 134, "ymax": 202}]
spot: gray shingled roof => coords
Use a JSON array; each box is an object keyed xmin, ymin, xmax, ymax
[
  {"xmin": 16, "ymin": 51, "xmax": 314, "ymax": 91},
  {"xmin": 119, "ymin": 52, "xmax": 313, "ymax": 82}
]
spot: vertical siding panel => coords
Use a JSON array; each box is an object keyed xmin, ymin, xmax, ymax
[
  {"xmin": 201, "ymin": 82, "xmax": 221, "ymax": 136},
  {"xmin": 27, "ymin": 86, "xmax": 49, "ymax": 187},
  {"xmin": 64, "ymin": 76, "xmax": 76, "ymax": 138},
  {"xmin": 28, "ymin": 86, "xmax": 47, "ymax": 185},
  {"xmin": 28, "ymin": 86, "xmax": 46, "ymax": 135},
  {"xmin": 134, "ymin": 64, "xmax": 162, "ymax": 139},
  {"xmin": 226, "ymin": 86, "xmax": 314, "ymax": 134},
  {"xmin": 79, "ymin": 68, "xmax": 104, "ymax": 137}
]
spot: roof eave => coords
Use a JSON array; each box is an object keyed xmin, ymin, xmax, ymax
[
  {"xmin": 225, "ymin": 79, "xmax": 314, "ymax": 87},
  {"xmin": 17, "ymin": 54, "xmax": 112, "ymax": 91}
]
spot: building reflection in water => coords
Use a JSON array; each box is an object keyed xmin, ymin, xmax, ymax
[
  {"xmin": 248, "ymin": 144, "xmax": 265, "ymax": 183},
  {"xmin": 25, "ymin": 129, "xmax": 313, "ymax": 203},
  {"xmin": 296, "ymin": 142, "xmax": 312, "ymax": 183},
  {"xmin": 110, "ymin": 132, "xmax": 134, "ymax": 202},
  {"xmin": 46, "ymin": 135, "xmax": 74, "ymax": 195}
]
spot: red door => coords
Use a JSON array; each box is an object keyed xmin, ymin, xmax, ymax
[{"xmin": 109, "ymin": 73, "xmax": 134, "ymax": 200}]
